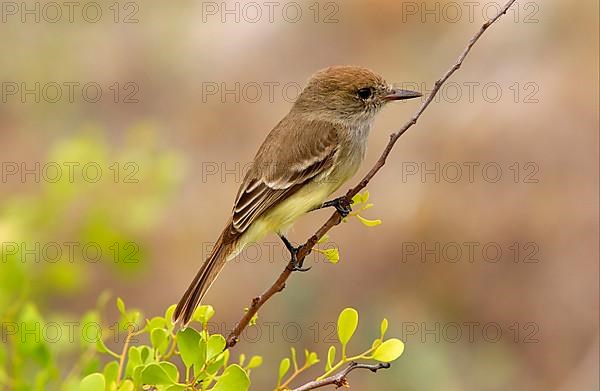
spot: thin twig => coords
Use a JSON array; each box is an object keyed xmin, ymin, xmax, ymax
[
  {"xmin": 278, "ymin": 361, "xmax": 313, "ymax": 390},
  {"xmin": 226, "ymin": 0, "xmax": 518, "ymax": 349},
  {"xmin": 291, "ymin": 362, "xmax": 390, "ymax": 391}
]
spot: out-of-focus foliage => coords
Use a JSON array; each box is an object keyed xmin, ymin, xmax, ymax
[
  {"xmin": 275, "ymin": 307, "xmax": 403, "ymax": 390},
  {"xmin": 77, "ymin": 301, "xmax": 256, "ymax": 391},
  {"xmin": 0, "ymin": 131, "xmax": 401, "ymax": 390},
  {"xmin": 0, "ymin": 127, "xmax": 184, "ymax": 390},
  {"xmin": 0, "ymin": 294, "xmax": 405, "ymax": 390},
  {"xmin": 0, "ymin": 126, "xmax": 183, "ymax": 305}
]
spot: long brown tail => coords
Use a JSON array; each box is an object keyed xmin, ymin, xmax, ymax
[{"xmin": 173, "ymin": 231, "xmax": 234, "ymax": 328}]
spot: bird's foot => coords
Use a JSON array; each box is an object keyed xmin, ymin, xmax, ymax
[
  {"xmin": 286, "ymin": 246, "xmax": 311, "ymax": 272},
  {"xmin": 280, "ymin": 235, "xmax": 311, "ymax": 272},
  {"xmin": 322, "ymin": 196, "xmax": 353, "ymax": 218}
]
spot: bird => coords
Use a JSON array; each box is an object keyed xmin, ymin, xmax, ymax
[{"xmin": 173, "ymin": 66, "xmax": 422, "ymax": 327}]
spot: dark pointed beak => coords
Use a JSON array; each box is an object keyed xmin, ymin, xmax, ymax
[{"xmin": 384, "ymin": 88, "xmax": 422, "ymax": 101}]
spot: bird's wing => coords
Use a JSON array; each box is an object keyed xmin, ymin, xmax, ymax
[{"xmin": 231, "ymin": 120, "xmax": 339, "ymax": 234}]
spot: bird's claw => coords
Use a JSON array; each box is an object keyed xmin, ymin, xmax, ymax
[
  {"xmin": 285, "ymin": 247, "xmax": 312, "ymax": 272},
  {"xmin": 281, "ymin": 236, "xmax": 311, "ymax": 272},
  {"xmin": 323, "ymin": 196, "xmax": 353, "ymax": 218}
]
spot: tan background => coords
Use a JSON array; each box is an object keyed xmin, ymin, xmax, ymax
[{"xmin": 0, "ymin": 0, "xmax": 598, "ymax": 389}]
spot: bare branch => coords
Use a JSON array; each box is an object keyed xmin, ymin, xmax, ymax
[
  {"xmin": 291, "ymin": 362, "xmax": 390, "ymax": 391},
  {"xmin": 226, "ymin": 0, "xmax": 518, "ymax": 349}
]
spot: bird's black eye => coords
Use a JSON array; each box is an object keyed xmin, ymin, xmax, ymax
[{"xmin": 357, "ymin": 87, "xmax": 374, "ymax": 100}]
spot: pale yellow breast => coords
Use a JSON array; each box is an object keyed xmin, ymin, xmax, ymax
[
  {"xmin": 230, "ymin": 128, "xmax": 367, "ymax": 260},
  {"xmin": 233, "ymin": 179, "xmax": 333, "ymax": 253}
]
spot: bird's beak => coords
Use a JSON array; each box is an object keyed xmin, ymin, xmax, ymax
[{"xmin": 384, "ymin": 88, "xmax": 423, "ymax": 101}]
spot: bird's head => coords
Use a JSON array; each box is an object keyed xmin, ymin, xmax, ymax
[{"xmin": 293, "ymin": 65, "xmax": 422, "ymax": 124}]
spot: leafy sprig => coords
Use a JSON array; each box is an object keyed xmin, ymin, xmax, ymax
[
  {"xmin": 80, "ymin": 299, "xmax": 257, "ymax": 391},
  {"xmin": 313, "ymin": 191, "xmax": 381, "ymax": 265},
  {"xmin": 274, "ymin": 307, "xmax": 404, "ymax": 390}
]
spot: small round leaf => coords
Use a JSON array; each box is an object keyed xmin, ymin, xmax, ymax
[
  {"xmin": 337, "ymin": 308, "xmax": 359, "ymax": 347},
  {"xmin": 213, "ymin": 364, "xmax": 250, "ymax": 391},
  {"xmin": 278, "ymin": 358, "xmax": 290, "ymax": 384},
  {"xmin": 247, "ymin": 355, "xmax": 263, "ymax": 369},
  {"xmin": 79, "ymin": 373, "xmax": 105, "ymax": 391},
  {"xmin": 372, "ymin": 338, "xmax": 405, "ymax": 362}
]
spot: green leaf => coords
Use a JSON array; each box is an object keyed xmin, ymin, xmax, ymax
[
  {"xmin": 212, "ymin": 364, "xmax": 250, "ymax": 391},
  {"xmin": 247, "ymin": 355, "xmax": 263, "ymax": 369},
  {"xmin": 371, "ymin": 338, "xmax": 382, "ymax": 350},
  {"xmin": 132, "ymin": 365, "xmax": 144, "ymax": 389},
  {"xmin": 205, "ymin": 351, "xmax": 227, "ymax": 378},
  {"xmin": 177, "ymin": 328, "xmax": 202, "ymax": 369},
  {"xmin": 277, "ymin": 358, "xmax": 290, "ymax": 385},
  {"xmin": 150, "ymin": 328, "xmax": 169, "ymax": 355},
  {"xmin": 140, "ymin": 363, "xmax": 177, "ymax": 385},
  {"xmin": 96, "ymin": 338, "xmax": 119, "ymax": 358},
  {"xmin": 140, "ymin": 346, "xmax": 152, "ymax": 363},
  {"xmin": 193, "ymin": 305, "xmax": 215, "ymax": 326},
  {"xmin": 380, "ymin": 318, "xmax": 388, "ymax": 338},
  {"xmin": 206, "ymin": 334, "xmax": 226, "ymax": 361},
  {"xmin": 306, "ymin": 351, "xmax": 319, "ymax": 367},
  {"xmin": 351, "ymin": 193, "xmax": 363, "ymax": 205},
  {"xmin": 222, "ymin": 348, "xmax": 230, "ymax": 367},
  {"xmin": 356, "ymin": 215, "xmax": 382, "ymax": 227},
  {"xmin": 160, "ymin": 362, "xmax": 180, "ymax": 383},
  {"xmin": 116, "ymin": 298, "xmax": 126, "ymax": 315},
  {"xmin": 290, "ymin": 347, "xmax": 298, "ymax": 370},
  {"xmin": 326, "ymin": 346, "xmax": 336, "ymax": 371},
  {"xmin": 320, "ymin": 248, "xmax": 340, "ymax": 264},
  {"xmin": 103, "ymin": 361, "xmax": 119, "ymax": 388},
  {"xmin": 125, "ymin": 347, "xmax": 143, "ymax": 378},
  {"xmin": 79, "ymin": 373, "xmax": 105, "ymax": 391},
  {"xmin": 197, "ymin": 334, "xmax": 208, "ymax": 370},
  {"xmin": 337, "ymin": 308, "xmax": 359, "ymax": 348},
  {"xmin": 126, "ymin": 310, "xmax": 142, "ymax": 327},
  {"xmin": 146, "ymin": 316, "xmax": 167, "ymax": 332},
  {"xmin": 371, "ymin": 339, "xmax": 405, "ymax": 362},
  {"xmin": 164, "ymin": 304, "xmax": 177, "ymax": 330}
]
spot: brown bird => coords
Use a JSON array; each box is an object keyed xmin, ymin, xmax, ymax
[{"xmin": 173, "ymin": 66, "xmax": 421, "ymax": 327}]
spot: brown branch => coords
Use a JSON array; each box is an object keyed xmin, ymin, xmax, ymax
[
  {"xmin": 291, "ymin": 362, "xmax": 390, "ymax": 391},
  {"xmin": 226, "ymin": 0, "xmax": 518, "ymax": 349}
]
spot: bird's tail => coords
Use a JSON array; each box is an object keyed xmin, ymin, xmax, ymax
[{"xmin": 173, "ymin": 231, "xmax": 234, "ymax": 328}]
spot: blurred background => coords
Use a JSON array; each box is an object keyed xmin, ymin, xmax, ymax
[{"xmin": 0, "ymin": 0, "xmax": 598, "ymax": 389}]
